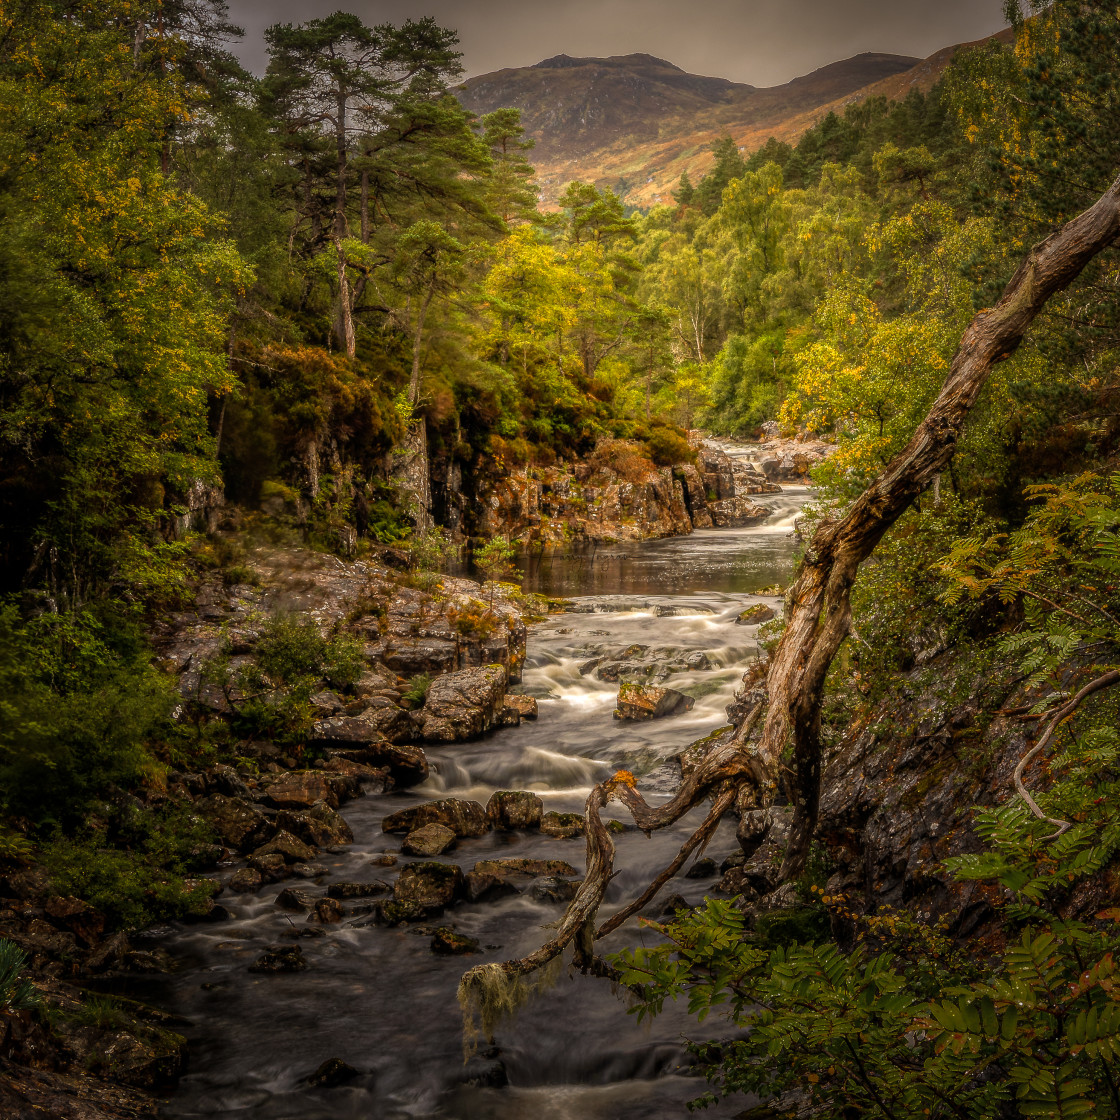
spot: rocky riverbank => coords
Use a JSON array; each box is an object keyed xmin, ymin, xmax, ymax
[
  {"xmin": 472, "ymin": 438, "xmax": 783, "ymax": 543},
  {"xmin": 0, "ymin": 545, "xmax": 553, "ymax": 1118}
]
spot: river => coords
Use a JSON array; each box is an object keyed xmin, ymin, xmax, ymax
[{"xmin": 147, "ymin": 480, "xmax": 811, "ymax": 1120}]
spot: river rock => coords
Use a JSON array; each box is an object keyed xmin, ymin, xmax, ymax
[
  {"xmin": 539, "ymin": 811, "xmax": 585, "ymax": 839},
  {"xmin": 324, "ymin": 742, "xmax": 429, "ymax": 788},
  {"xmin": 228, "ymin": 868, "xmax": 262, "ymax": 894},
  {"xmin": 252, "ymin": 830, "xmax": 316, "ymax": 865},
  {"xmin": 307, "ymin": 710, "xmax": 414, "ymax": 751},
  {"xmin": 414, "ymin": 666, "xmax": 508, "ymax": 743},
  {"xmin": 614, "ymin": 682, "xmax": 695, "ymax": 721},
  {"xmin": 685, "ymin": 857, "xmax": 719, "ymax": 879},
  {"xmin": 393, "ymin": 862, "xmax": 465, "ymax": 910},
  {"xmin": 503, "ymin": 694, "xmax": 538, "ymax": 720},
  {"xmin": 310, "ymin": 898, "xmax": 343, "ymax": 923},
  {"xmin": 486, "ymin": 790, "xmax": 543, "ymax": 831},
  {"xmin": 402, "ymin": 822, "xmax": 457, "ymax": 856},
  {"xmin": 464, "ymin": 857, "xmax": 579, "ymax": 903},
  {"xmin": 249, "ymin": 945, "xmax": 307, "ymax": 973},
  {"xmin": 303, "ymin": 1057, "xmax": 361, "ymax": 1088},
  {"xmin": 261, "ymin": 772, "xmax": 345, "ymax": 811},
  {"xmin": 275, "ymin": 887, "xmax": 315, "ymax": 911},
  {"xmin": 430, "ymin": 927, "xmax": 480, "ymax": 955},
  {"xmin": 736, "ymin": 604, "xmax": 776, "ymax": 626},
  {"xmin": 326, "ymin": 881, "xmax": 390, "ymax": 900},
  {"xmin": 709, "ymin": 496, "xmax": 770, "ymax": 528},
  {"xmin": 381, "ymin": 798, "xmax": 490, "ymax": 838},
  {"xmin": 198, "ymin": 794, "xmax": 274, "ymax": 852},
  {"xmin": 248, "ymin": 853, "xmax": 290, "ymax": 884},
  {"xmin": 528, "ymin": 876, "xmax": 579, "ymax": 903},
  {"xmin": 275, "ymin": 803, "xmax": 354, "ymax": 848}
]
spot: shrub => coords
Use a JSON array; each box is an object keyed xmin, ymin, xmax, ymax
[
  {"xmin": 0, "ymin": 938, "xmax": 39, "ymax": 1014},
  {"xmin": 644, "ymin": 425, "xmax": 696, "ymax": 466}
]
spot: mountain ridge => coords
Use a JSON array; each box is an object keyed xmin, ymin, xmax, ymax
[{"xmin": 455, "ymin": 37, "xmax": 1010, "ymax": 207}]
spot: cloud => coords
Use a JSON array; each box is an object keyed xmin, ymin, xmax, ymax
[{"xmin": 227, "ymin": 0, "xmax": 1007, "ymax": 85}]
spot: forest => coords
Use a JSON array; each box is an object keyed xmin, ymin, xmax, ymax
[{"xmin": 3, "ymin": 0, "xmax": 1120, "ymax": 1116}]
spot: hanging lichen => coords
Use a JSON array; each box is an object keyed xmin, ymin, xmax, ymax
[{"xmin": 457, "ymin": 956, "xmax": 563, "ymax": 1060}]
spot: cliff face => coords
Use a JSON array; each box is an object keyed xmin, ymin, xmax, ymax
[{"xmin": 469, "ymin": 439, "xmax": 783, "ymax": 543}]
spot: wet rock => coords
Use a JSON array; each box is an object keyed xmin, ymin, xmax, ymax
[
  {"xmin": 252, "ymin": 830, "xmax": 316, "ymax": 865},
  {"xmin": 198, "ymin": 794, "xmax": 274, "ymax": 852},
  {"xmin": 303, "ymin": 1057, "xmax": 361, "ymax": 1088},
  {"xmin": 685, "ymin": 857, "xmax": 719, "ymax": 879},
  {"xmin": 367, "ymin": 899, "xmax": 430, "ymax": 926},
  {"xmin": 249, "ymin": 945, "xmax": 307, "ymax": 973},
  {"xmin": 381, "ymin": 798, "xmax": 490, "ymax": 839},
  {"xmin": 310, "ymin": 898, "xmax": 343, "ymax": 924},
  {"xmin": 85, "ymin": 931, "xmax": 132, "ymax": 973},
  {"xmin": 247, "ymin": 853, "xmax": 289, "ymax": 884},
  {"xmin": 309, "ymin": 690, "xmax": 346, "ymax": 716},
  {"xmin": 275, "ymin": 803, "xmax": 354, "ymax": 848},
  {"xmin": 528, "ymin": 876, "xmax": 579, "ymax": 903},
  {"xmin": 430, "ymin": 927, "xmax": 480, "ymax": 955},
  {"xmin": 308, "ymin": 709, "xmax": 415, "ymax": 750},
  {"xmin": 289, "ymin": 862, "xmax": 328, "ymax": 880},
  {"xmin": 464, "ymin": 858, "xmax": 579, "ymax": 903},
  {"xmin": 228, "ymin": 868, "xmax": 262, "ymax": 894},
  {"xmin": 393, "ymin": 862, "xmax": 465, "ymax": 910},
  {"xmin": 503, "ymin": 693, "xmax": 538, "ymax": 720},
  {"xmin": 415, "ymin": 666, "xmax": 508, "ymax": 743},
  {"xmin": 328, "ymin": 742, "xmax": 429, "ymax": 788},
  {"xmin": 486, "ymin": 790, "xmax": 543, "ymax": 831},
  {"xmin": 709, "ymin": 496, "xmax": 771, "ymax": 528},
  {"xmin": 402, "ymin": 822, "xmax": 457, "ymax": 857},
  {"xmin": 261, "ymin": 772, "xmax": 345, "ymax": 811},
  {"xmin": 326, "ymin": 881, "xmax": 390, "ymax": 900},
  {"xmin": 736, "ymin": 604, "xmax": 776, "ymax": 626},
  {"xmin": 460, "ymin": 1046, "xmax": 508, "ymax": 1089},
  {"xmin": 369, "ymin": 854, "xmax": 398, "ymax": 868},
  {"xmin": 539, "ymin": 812, "xmax": 585, "ymax": 839},
  {"xmin": 614, "ymin": 681, "xmax": 695, "ymax": 721},
  {"xmin": 578, "ymin": 657, "xmax": 603, "ymax": 676},
  {"xmin": 275, "ymin": 887, "xmax": 315, "ymax": 911}
]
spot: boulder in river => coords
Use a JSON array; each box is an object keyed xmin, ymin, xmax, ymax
[
  {"xmin": 528, "ymin": 876, "xmax": 580, "ymax": 903},
  {"xmin": 486, "ymin": 790, "xmax": 543, "ymax": 831},
  {"xmin": 198, "ymin": 794, "xmax": 274, "ymax": 852},
  {"xmin": 310, "ymin": 898, "xmax": 344, "ymax": 924},
  {"xmin": 252, "ymin": 830, "xmax": 316, "ymax": 865},
  {"xmin": 708, "ymin": 496, "xmax": 770, "ymax": 528},
  {"xmin": 465, "ymin": 857, "xmax": 579, "ymax": 902},
  {"xmin": 381, "ymin": 798, "xmax": 490, "ymax": 838},
  {"xmin": 303, "ymin": 1057, "xmax": 361, "ymax": 1088},
  {"xmin": 275, "ymin": 887, "xmax": 315, "ymax": 911},
  {"xmin": 539, "ymin": 811, "xmax": 585, "ymax": 839},
  {"xmin": 326, "ymin": 881, "xmax": 390, "ymax": 900},
  {"xmin": 261, "ymin": 771, "xmax": 345, "ymax": 811},
  {"xmin": 275, "ymin": 804, "xmax": 353, "ymax": 848},
  {"xmin": 228, "ymin": 867, "xmax": 262, "ymax": 894},
  {"xmin": 249, "ymin": 945, "xmax": 307, "ymax": 973},
  {"xmin": 393, "ymin": 862, "xmax": 465, "ymax": 910},
  {"xmin": 613, "ymin": 681, "xmax": 695, "ymax": 721},
  {"xmin": 736, "ymin": 604, "xmax": 776, "ymax": 626},
  {"xmin": 402, "ymin": 822, "xmax": 457, "ymax": 856},
  {"xmin": 414, "ymin": 665, "xmax": 508, "ymax": 743},
  {"xmin": 430, "ymin": 927, "xmax": 480, "ymax": 955},
  {"xmin": 502, "ymin": 693, "xmax": 538, "ymax": 720}
]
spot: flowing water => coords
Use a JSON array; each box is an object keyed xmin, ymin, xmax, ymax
[{"xmin": 143, "ymin": 481, "xmax": 812, "ymax": 1120}]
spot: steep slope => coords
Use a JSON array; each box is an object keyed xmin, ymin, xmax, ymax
[{"xmin": 456, "ymin": 35, "xmax": 1009, "ymax": 208}]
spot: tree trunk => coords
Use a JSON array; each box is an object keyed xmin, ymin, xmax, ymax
[
  {"xmin": 361, "ymin": 168, "xmax": 370, "ymax": 244},
  {"xmin": 408, "ymin": 283, "xmax": 436, "ymax": 406},
  {"xmin": 334, "ymin": 240, "xmax": 355, "ymax": 358},
  {"xmin": 459, "ymin": 170, "xmax": 1120, "ymax": 1010}
]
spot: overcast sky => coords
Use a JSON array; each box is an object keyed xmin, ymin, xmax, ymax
[{"xmin": 225, "ymin": 0, "xmax": 1009, "ymax": 86}]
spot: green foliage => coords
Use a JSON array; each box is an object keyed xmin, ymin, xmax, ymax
[
  {"xmin": 0, "ymin": 604, "xmax": 174, "ymax": 827},
  {"xmin": 0, "ymin": 938, "xmax": 40, "ymax": 1014},
  {"xmin": 43, "ymin": 802, "xmax": 218, "ymax": 930}
]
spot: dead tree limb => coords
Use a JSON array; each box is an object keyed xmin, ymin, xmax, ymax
[
  {"xmin": 1013, "ymin": 668, "xmax": 1120, "ymax": 838},
  {"xmin": 459, "ymin": 171, "xmax": 1120, "ymax": 1022}
]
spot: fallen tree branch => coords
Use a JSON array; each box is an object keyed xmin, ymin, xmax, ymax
[{"xmin": 1013, "ymin": 668, "xmax": 1120, "ymax": 839}]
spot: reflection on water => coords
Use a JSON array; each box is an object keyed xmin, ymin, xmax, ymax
[
  {"xmin": 518, "ymin": 487, "xmax": 807, "ymax": 598},
  {"xmin": 150, "ymin": 484, "xmax": 812, "ymax": 1120}
]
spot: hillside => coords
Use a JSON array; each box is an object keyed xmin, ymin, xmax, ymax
[{"xmin": 455, "ymin": 35, "xmax": 1010, "ymax": 207}]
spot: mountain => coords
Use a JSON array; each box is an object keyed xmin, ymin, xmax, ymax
[{"xmin": 454, "ymin": 36, "xmax": 1008, "ymax": 208}]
